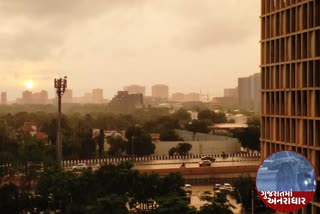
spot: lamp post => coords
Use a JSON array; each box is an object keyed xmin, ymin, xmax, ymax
[
  {"xmin": 131, "ymin": 136, "xmax": 135, "ymax": 157},
  {"xmin": 251, "ymin": 190, "xmax": 254, "ymax": 214},
  {"xmin": 54, "ymin": 76, "xmax": 67, "ymax": 166}
]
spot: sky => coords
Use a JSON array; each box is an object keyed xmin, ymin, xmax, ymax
[{"xmin": 0, "ymin": 0, "xmax": 260, "ymax": 101}]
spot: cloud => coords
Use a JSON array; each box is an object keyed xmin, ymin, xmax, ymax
[
  {"xmin": 0, "ymin": 0, "xmax": 145, "ymax": 23},
  {"xmin": 0, "ymin": 28, "xmax": 63, "ymax": 60},
  {"xmin": 0, "ymin": 0, "xmax": 145, "ymax": 61},
  {"xmin": 157, "ymin": 0, "xmax": 260, "ymax": 50}
]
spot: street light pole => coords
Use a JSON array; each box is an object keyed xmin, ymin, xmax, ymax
[
  {"xmin": 54, "ymin": 77, "xmax": 67, "ymax": 166},
  {"xmin": 131, "ymin": 136, "xmax": 134, "ymax": 156},
  {"xmin": 251, "ymin": 190, "xmax": 254, "ymax": 214}
]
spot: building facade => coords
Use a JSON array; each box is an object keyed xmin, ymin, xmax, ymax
[
  {"xmin": 238, "ymin": 77, "xmax": 252, "ymax": 110},
  {"xmin": 151, "ymin": 84, "xmax": 169, "ymax": 99},
  {"xmin": 224, "ymin": 88, "xmax": 238, "ymax": 98},
  {"xmin": 238, "ymin": 73, "xmax": 261, "ymax": 113},
  {"xmin": 261, "ymin": 0, "xmax": 320, "ymax": 213},
  {"xmin": 109, "ymin": 91, "xmax": 143, "ymax": 113},
  {"xmin": 1, "ymin": 92, "xmax": 7, "ymax": 104},
  {"xmin": 92, "ymin": 88, "xmax": 103, "ymax": 103},
  {"xmin": 123, "ymin": 85, "xmax": 145, "ymax": 96},
  {"xmin": 62, "ymin": 89, "xmax": 73, "ymax": 103}
]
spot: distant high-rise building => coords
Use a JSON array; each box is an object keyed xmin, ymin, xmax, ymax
[
  {"xmin": 62, "ymin": 89, "xmax": 73, "ymax": 103},
  {"xmin": 224, "ymin": 88, "xmax": 238, "ymax": 98},
  {"xmin": 251, "ymin": 73, "xmax": 261, "ymax": 113},
  {"xmin": 151, "ymin": 84, "xmax": 169, "ymax": 99},
  {"xmin": 171, "ymin": 92, "xmax": 200, "ymax": 102},
  {"xmin": 83, "ymin": 92, "xmax": 92, "ymax": 103},
  {"xmin": 184, "ymin": 93, "xmax": 200, "ymax": 102},
  {"xmin": 238, "ymin": 73, "xmax": 261, "ymax": 112},
  {"xmin": 171, "ymin": 93, "xmax": 185, "ymax": 102},
  {"xmin": 92, "ymin": 88, "xmax": 103, "ymax": 103},
  {"xmin": 22, "ymin": 90, "xmax": 33, "ymax": 104},
  {"xmin": 1, "ymin": 92, "xmax": 7, "ymax": 104},
  {"xmin": 238, "ymin": 77, "xmax": 252, "ymax": 110},
  {"xmin": 109, "ymin": 91, "xmax": 143, "ymax": 113},
  {"xmin": 123, "ymin": 85, "xmax": 145, "ymax": 96},
  {"xmin": 261, "ymin": 0, "xmax": 320, "ymax": 212},
  {"xmin": 20, "ymin": 90, "xmax": 48, "ymax": 104}
]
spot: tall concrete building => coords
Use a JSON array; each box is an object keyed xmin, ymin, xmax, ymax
[
  {"xmin": 109, "ymin": 91, "xmax": 143, "ymax": 113},
  {"xmin": 92, "ymin": 88, "xmax": 103, "ymax": 103},
  {"xmin": 123, "ymin": 85, "xmax": 145, "ymax": 96},
  {"xmin": 1, "ymin": 92, "xmax": 7, "ymax": 104},
  {"xmin": 261, "ymin": 0, "xmax": 320, "ymax": 212},
  {"xmin": 21, "ymin": 90, "xmax": 33, "ymax": 104},
  {"xmin": 19, "ymin": 90, "xmax": 48, "ymax": 104},
  {"xmin": 171, "ymin": 92, "xmax": 185, "ymax": 102},
  {"xmin": 238, "ymin": 73, "xmax": 261, "ymax": 113},
  {"xmin": 251, "ymin": 73, "xmax": 261, "ymax": 113},
  {"xmin": 151, "ymin": 84, "xmax": 169, "ymax": 99},
  {"xmin": 62, "ymin": 89, "xmax": 73, "ymax": 103},
  {"xmin": 224, "ymin": 88, "xmax": 238, "ymax": 98},
  {"xmin": 238, "ymin": 77, "xmax": 252, "ymax": 110}
]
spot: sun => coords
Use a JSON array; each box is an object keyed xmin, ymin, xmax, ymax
[{"xmin": 25, "ymin": 81, "xmax": 33, "ymax": 89}]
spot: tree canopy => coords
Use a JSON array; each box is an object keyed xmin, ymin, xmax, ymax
[
  {"xmin": 169, "ymin": 143, "xmax": 192, "ymax": 156},
  {"xmin": 124, "ymin": 125, "xmax": 155, "ymax": 156},
  {"xmin": 232, "ymin": 117, "xmax": 260, "ymax": 151}
]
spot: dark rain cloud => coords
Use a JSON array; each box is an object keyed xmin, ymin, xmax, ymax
[{"xmin": 0, "ymin": 0, "xmax": 145, "ymax": 60}]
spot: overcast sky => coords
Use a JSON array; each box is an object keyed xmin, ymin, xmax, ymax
[{"xmin": 0, "ymin": 0, "xmax": 260, "ymax": 100}]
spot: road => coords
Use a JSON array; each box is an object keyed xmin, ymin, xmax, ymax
[
  {"xmin": 133, "ymin": 158, "xmax": 261, "ymax": 170},
  {"xmin": 66, "ymin": 156, "xmax": 261, "ymax": 171}
]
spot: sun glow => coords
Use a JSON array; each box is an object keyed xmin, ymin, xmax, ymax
[{"xmin": 25, "ymin": 81, "xmax": 33, "ymax": 89}]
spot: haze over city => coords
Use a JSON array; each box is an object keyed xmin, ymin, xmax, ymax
[{"xmin": 0, "ymin": 0, "xmax": 259, "ymax": 101}]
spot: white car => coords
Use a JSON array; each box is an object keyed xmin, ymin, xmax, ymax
[
  {"xmin": 72, "ymin": 163, "xmax": 88, "ymax": 171},
  {"xmin": 184, "ymin": 184, "xmax": 192, "ymax": 193},
  {"xmin": 223, "ymin": 183, "xmax": 234, "ymax": 192},
  {"xmin": 199, "ymin": 160, "xmax": 211, "ymax": 167},
  {"xmin": 213, "ymin": 183, "xmax": 222, "ymax": 191}
]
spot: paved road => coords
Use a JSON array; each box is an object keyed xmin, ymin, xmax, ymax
[
  {"xmin": 66, "ymin": 157, "xmax": 261, "ymax": 171},
  {"xmin": 134, "ymin": 160, "xmax": 261, "ymax": 170}
]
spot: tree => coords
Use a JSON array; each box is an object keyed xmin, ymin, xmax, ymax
[
  {"xmin": 159, "ymin": 128, "xmax": 181, "ymax": 141},
  {"xmin": 168, "ymin": 147, "xmax": 177, "ymax": 156},
  {"xmin": 124, "ymin": 125, "xmax": 155, "ymax": 156},
  {"xmin": 0, "ymin": 183, "xmax": 19, "ymax": 214},
  {"xmin": 172, "ymin": 109, "xmax": 191, "ymax": 122},
  {"xmin": 197, "ymin": 109, "xmax": 213, "ymax": 121},
  {"xmin": 198, "ymin": 191, "xmax": 234, "ymax": 214},
  {"xmin": 198, "ymin": 109, "xmax": 227, "ymax": 124},
  {"xmin": 86, "ymin": 195, "xmax": 128, "ymax": 214},
  {"xmin": 231, "ymin": 174, "xmax": 257, "ymax": 210},
  {"xmin": 18, "ymin": 136, "xmax": 53, "ymax": 191},
  {"xmin": 95, "ymin": 129, "xmax": 105, "ymax": 158},
  {"xmin": 155, "ymin": 193, "xmax": 196, "ymax": 214},
  {"xmin": 107, "ymin": 135, "xmax": 125, "ymax": 156},
  {"xmin": 186, "ymin": 120, "xmax": 209, "ymax": 140},
  {"xmin": 169, "ymin": 143, "xmax": 192, "ymax": 156},
  {"xmin": 186, "ymin": 120, "xmax": 209, "ymax": 134},
  {"xmin": 232, "ymin": 117, "xmax": 260, "ymax": 151}
]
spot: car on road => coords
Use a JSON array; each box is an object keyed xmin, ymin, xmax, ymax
[
  {"xmin": 213, "ymin": 183, "xmax": 222, "ymax": 191},
  {"xmin": 199, "ymin": 160, "xmax": 211, "ymax": 167},
  {"xmin": 72, "ymin": 163, "xmax": 88, "ymax": 171},
  {"xmin": 184, "ymin": 184, "xmax": 192, "ymax": 193},
  {"xmin": 201, "ymin": 156, "xmax": 216, "ymax": 162},
  {"xmin": 223, "ymin": 183, "xmax": 234, "ymax": 192}
]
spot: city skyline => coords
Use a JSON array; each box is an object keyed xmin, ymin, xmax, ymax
[{"xmin": 0, "ymin": 0, "xmax": 259, "ymax": 101}]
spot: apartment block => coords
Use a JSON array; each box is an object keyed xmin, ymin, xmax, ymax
[{"xmin": 261, "ymin": 0, "xmax": 320, "ymax": 213}]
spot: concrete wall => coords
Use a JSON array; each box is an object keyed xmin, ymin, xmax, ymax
[{"xmin": 154, "ymin": 139, "xmax": 241, "ymax": 156}]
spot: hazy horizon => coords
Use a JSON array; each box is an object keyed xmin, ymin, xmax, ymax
[{"xmin": 0, "ymin": 0, "xmax": 260, "ymax": 101}]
